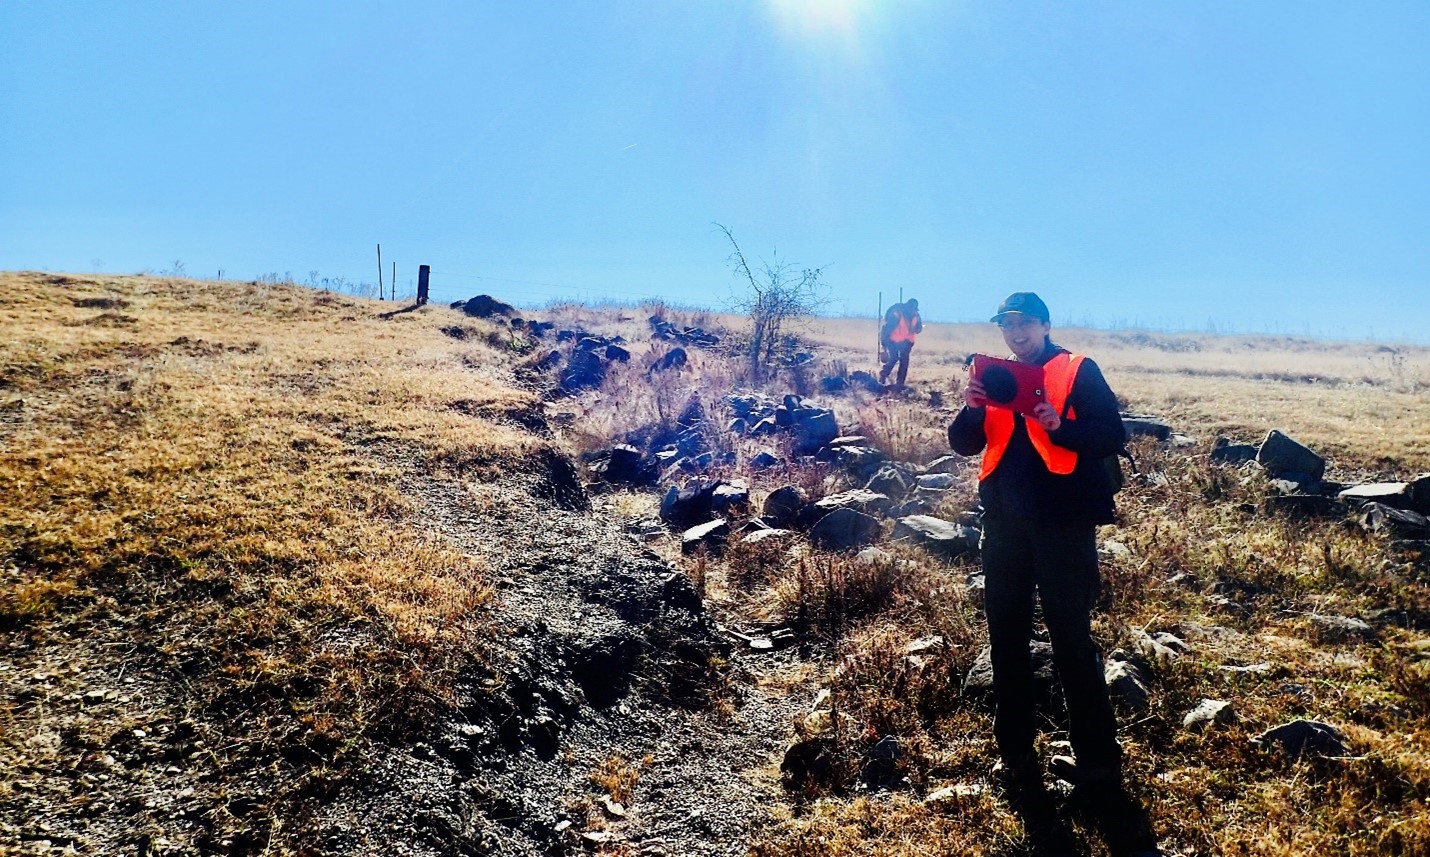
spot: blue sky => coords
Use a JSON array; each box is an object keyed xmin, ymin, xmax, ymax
[{"xmin": 3, "ymin": 1, "xmax": 1427, "ymax": 341}]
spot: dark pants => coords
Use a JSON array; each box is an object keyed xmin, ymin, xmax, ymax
[
  {"xmin": 981, "ymin": 514, "xmax": 1121, "ymax": 777},
  {"xmin": 879, "ymin": 340, "xmax": 914, "ymax": 385}
]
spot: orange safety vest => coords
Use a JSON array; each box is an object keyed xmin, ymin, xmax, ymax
[
  {"xmin": 889, "ymin": 311, "xmax": 919, "ymax": 344},
  {"xmin": 979, "ymin": 353, "xmax": 1086, "ymax": 481}
]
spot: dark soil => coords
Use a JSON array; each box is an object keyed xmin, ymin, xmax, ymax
[{"xmin": 0, "ymin": 442, "xmax": 805, "ymax": 856}]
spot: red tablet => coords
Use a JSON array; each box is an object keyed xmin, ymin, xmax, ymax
[{"xmin": 971, "ymin": 354, "xmax": 1047, "ymax": 416}]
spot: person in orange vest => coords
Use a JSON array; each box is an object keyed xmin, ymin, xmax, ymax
[
  {"xmin": 948, "ymin": 292, "xmax": 1158, "ymax": 857},
  {"xmin": 878, "ymin": 298, "xmax": 923, "ymax": 386}
]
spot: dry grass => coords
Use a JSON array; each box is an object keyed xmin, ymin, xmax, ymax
[
  {"xmin": 0, "ymin": 271, "xmax": 555, "ymax": 840},
  {"xmin": 567, "ymin": 306, "xmax": 1430, "ymax": 856},
  {"xmin": 7, "ymin": 274, "xmax": 1429, "ymax": 855},
  {"xmin": 801, "ymin": 316, "xmax": 1430, "ymax": 471}
]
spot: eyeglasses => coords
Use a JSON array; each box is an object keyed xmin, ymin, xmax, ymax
[{"xmin": 998, "ymin": 316, "xmax": 1044, "ymax": 330}]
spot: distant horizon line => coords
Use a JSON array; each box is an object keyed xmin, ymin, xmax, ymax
[{"xmin": 10, "ymin": 266, "xmax": 1429, "ymax": 348}]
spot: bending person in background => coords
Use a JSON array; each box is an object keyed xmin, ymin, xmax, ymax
[
  {"xmin": 948, "ymin": 291, "xmax": 1159, "ymax": 857},
  {"xmin": 878, "ymin": 297, "xmax": 923, "ymax": 386}
]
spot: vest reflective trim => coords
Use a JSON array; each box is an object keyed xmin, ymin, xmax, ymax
[{"xmin": 978, "ymin": 353, "xmax": 1086, "ymax": 480}]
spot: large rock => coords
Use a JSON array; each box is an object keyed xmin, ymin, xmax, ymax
[
  {"xmin": 1359, "ymin": 503, "xmax": 1430, "ymax": 539},
  {"xmin": 725, "ymin": 393, "xmax": 762, "ymax": 418},
  {"xmin": 848, "ymin": 370, "xmax": 883, "ymax": 393},
  {"xmin": 660, "ymin": 479, "xmax": 723, "ymax": 530},
  {"xmin": 808, "ymin": 508, "xmax": 882, "ymax": 551},
  {"xmin": 1121, "ymin": 413, "xmax": 1171, "ymax": 441},
  {"xmin": 916, "ymin": 473, "xmax": 959, "ymax": 491},
  {"xmin": 649, "ymin": 347, "xmax": 688, "ymax": 373},
  {"xmin": 831, "ymin": 445, "xmax": 885, "ymax": 481},
  {"xmin": 682, "ymin": 518, "xmax": 730, "ymax": 555},
  {"xmin": 923, "ymin": 455, "xmax": 962, "ymax": 475},
  {"xmin": 810, "ymin": 489, "xmax": 895, "ymax": 521},
  {"xmin": 1210, "ymin": 437, "xmax": 1258, "ymax": 465},
  {"xmin": 750, "ymin": 416, "xmax": 779, "ymax": 436},
  {"xmin": 892, "ymin": 515, "xmax": 979, "ymax": 559},
  {"xmin": 749, "ymin": 450, "xmax": 783, "ymax": 471},
  {"xmin": 762, "ymin": 485, "xmax": 808, "ymax": 529},
  {"xmin": 792, "ymin": 409, "xmax": 839, "ymax": 455},
  {"xmin": 1182, "ymin": 699, "xmax": 1236, "ymax": 733},
  {"xmin": 1103, "ymin": 652, "xmax": 1151, "ymax": 713},
  {"xmin": 888, "ymin": 497, "xmax": 936, "ymax": 519},
  {"xmin": 1254, "ymin": 719, "xmax": 1349, "ymax": 758},
  {"xmin": 592, "ymin": 444, "xmax": 649, "ymax": 485},
  {"xmin": 560, "ymin": 348, "xmax": 606, "ymax": 393},
  {"xmin": 711, "ymin": 481, "xmax": 750, "ymax": 517},
  {"xmin": 1257, "ymin": 430, "xmax": 1325, "ymax": 483},
  {"xmin": 461, "ymin": 294, "xmax": 517, "ymax": 318},
  {"xmin": 865, "ymin": 466, "xmax": 912, "ymax": 499},
  {"xmin": 1338, "ymin": 482, "xmax": 1414, "ymax": 509}
]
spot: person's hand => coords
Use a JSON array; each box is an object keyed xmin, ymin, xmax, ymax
[
  {"xmin": 964, "ymin": 375, "xmax": 988, "ymax": 409},
  {"xmin": 1030, "ymin": 402, "xmax": 1061, "ymax": 432}
]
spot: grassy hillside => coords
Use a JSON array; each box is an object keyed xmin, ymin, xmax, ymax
[
  {"xmin": 3, "ymin": 272, "xmax": 1428, "ymax": 856},
  {"xmin": 0, "ymin": 272, "xmax": 552, "ymax": 851},
  {"xmin": 538, "ymin": 300, "xmax": 1430, "ymax": 856}
]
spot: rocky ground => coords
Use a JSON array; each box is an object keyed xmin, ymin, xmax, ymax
[{"xmin": 0, "ymin": 434, "xmax": 808, "ymax": 856}]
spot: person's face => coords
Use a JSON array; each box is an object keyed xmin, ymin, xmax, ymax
[{"xmin": 999, "ymin": 313, "xmax": 1050, "ymax": 363}]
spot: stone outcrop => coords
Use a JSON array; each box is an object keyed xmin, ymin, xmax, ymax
[
  {"xmin": 762, "ymin": 486, "xmax": 808, "ymax": 529},
  {"xmin": 682, "ymin": 518, "xmax": 730, "ymax": 555},
  {"xmin": 891, "ymin": 515, "xmax": 979, "ymax": 559},
  {"xmin": 1256, "ymin": 429, "xmax": 1326, "ymax": 485},
  {"xmin": 1211, "ymin": 436, "xmax": 1258, "ymax": 465},
  {"xmin": 1103, "ymin": 651, "xmax": 1151, "ymax": 713},
  {"xmin": 459, "ymin": 294, "xmax": 517, "ymax": 318},
  {"xmin": 649, "ymin": 316, "xmax": 721, "ymax": 348},
  {"xmin": 1182, "ymin": 699, "xmax": 1236, "ymax": 733},
  {"xmin": 1254, "ymin": 719, "xmax": 1350, "ymax": 758},
  {"xmin": 808, "ymin": 508, "xmax": 882, "ymax": 551}
]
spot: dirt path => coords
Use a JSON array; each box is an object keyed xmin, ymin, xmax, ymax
[
  {"xmin": 0, "ymin": 440, "xmax": 806, "ymax": 857},
  {"xmin": 381, "ymin": 450, "xmax": 807, "ymax": 856}
]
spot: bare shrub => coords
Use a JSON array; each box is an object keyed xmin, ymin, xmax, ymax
[{"xmin": 717, "ymin": 223, "xmax": 829, "ymax": 384}]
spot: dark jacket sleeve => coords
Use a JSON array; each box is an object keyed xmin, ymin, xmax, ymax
[
  {"xmin": 1046, "ymin": 358, "xmax": 1125, "ymax": 458},
  {"xmin": 948, "ymin": 405, "xmax": 987, "ymax": 456}
]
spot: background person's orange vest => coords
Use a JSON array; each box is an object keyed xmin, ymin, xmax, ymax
[
  {"xmin": 889, "ymin": 311, "xmax": 920, "ymax": 344},
  {"xmin": 979, "ymin": 353, "xmax": 1086, "ymax": 480}
]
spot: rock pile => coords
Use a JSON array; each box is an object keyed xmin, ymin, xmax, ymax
[
  {"xmin": 726, "ymin": 393, "xmax": 840, "ymax": 456},
  {"xmin": 649, "ymin": 315, "xmax": 721, "ymax": 348},
  {"xmin": 1206, "ymin": 428, "xmax": 1430, "ymax": 539}
]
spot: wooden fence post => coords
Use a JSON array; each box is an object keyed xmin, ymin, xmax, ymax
[{"xmin": 417, "ymin": 265, "xmax": 430, "ymax": 305}]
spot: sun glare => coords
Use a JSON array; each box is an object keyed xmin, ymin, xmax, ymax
[{"xmin": 769, "ymin": 0, "xmax": 873, "ymax": 45}]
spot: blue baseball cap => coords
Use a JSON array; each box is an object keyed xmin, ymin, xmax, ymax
[{"xmin": 991, "ymin": 292, "xmax": 1050, "ymax": 324}]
